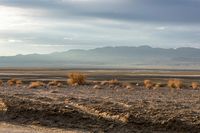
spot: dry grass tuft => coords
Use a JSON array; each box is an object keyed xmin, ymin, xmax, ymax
[
  {"xmin": 16, "ymin": 80, "xmax": 23, "ymax": 87},
  {"xmin": 168, "ymin": 79, "xmax": 183, "ymax": 89},
  {"xmin": 0, "ymin": 80, "xmax": 3, "ymax": 86},
  {"xmin": 7, "ymin": 79, "xmax": 17, "ymax": 86},
  {"xmin": 29, "ymin": 81, "xmax": 45, "ymax": 89},
  {"xmin": 7, "ymin": 79, "xmax": 23, "ymax": 87},
  {"xmin": 144, "ymin": 80, "xmax": 154, "ymax": 89},
  {"xmin": 67, "ymin": 72, "xmax": 86, "ymax": 86},
  {"xmin": 192, "ymin": 82, "xmax": 199, "ymax": 89}
]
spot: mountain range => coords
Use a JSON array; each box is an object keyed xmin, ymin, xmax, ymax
[{"xmin": 1, "ymin": 46, "xmax": 200, "ymax": 69}]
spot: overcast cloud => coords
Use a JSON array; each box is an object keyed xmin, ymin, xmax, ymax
[{"xmin": 0, "ymin": 0, "xmax": 200, "ymax": 55}]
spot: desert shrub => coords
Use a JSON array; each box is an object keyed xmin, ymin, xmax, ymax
[
  {"xmin": 29, "ymin": 81, "xmax": 45, "ymax": 89},
  {"xmin": 192, "ymin": 82, "xmax": 199, "ymax": 89},
  {"xmin": 144, "ymin": 80, "xmax": 154, "ymax": 89},
  {"xmin": 168, "ymin": 79, "xmax": 175, "ymax": 88},
  {"xmin": 0, "ymin": 80, "xmax": 3, "ymax": 86},
  {"xmin": 7, "ymin": 79, "xmax": 23, "ymax": 86},
  {"xmin": 67, "ymin": 72, "xmax": 86, "ymax": 86},
  {"xmin": 16, "ymin": 80, "xmax": 22, "ymax": 84},
  {"xmin": 168, "ymin": 79, "xmax": 183, "ymax": 89},
  {"xmin": 16, "ymin": 80, "xmax": 23, "ymax": 86},
  {"xmin": 7, "ymin": 79, "xmax": 16, "ymax": 86}
]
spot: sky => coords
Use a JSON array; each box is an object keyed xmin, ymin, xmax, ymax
[{"xmin": 0, "ymin": 0, "xmax": 200, "ymax": 56}]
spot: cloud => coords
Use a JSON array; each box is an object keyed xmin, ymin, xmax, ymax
[
  {"xmin": 0, "ymin": 0, "xmax": 200, "ymax": 23},
  {"xmin": 8, "ymin": 39, "xmax": 23, "ymax": 43},
  {"xmin": 0, "ymin": 0, "xmax": 200, "ymax": 55},
  {"xmin": 156, "ymin": 26, "xmax": 167, "ymax": 30}
]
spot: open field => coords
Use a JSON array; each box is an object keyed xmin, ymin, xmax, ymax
[{"xmin": 0, "ymin": 68, "xmax": 200, "ymax": 133}]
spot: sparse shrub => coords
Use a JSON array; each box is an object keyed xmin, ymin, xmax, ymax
[
  {"xmin": 144, "ymin": 80, "xmax": 154, "ymax": 89},
  {"xmin": 0, "ymin": 80, "xmax": 3, "ymax": 86},
  {"xmin": 168, "ymin": 79, "xmax": 183, "ymax": 89},
  {"xmin": 144, "ymin": 80, "xmax": 151, "ymax": 85},
  {"xmin": 67, "ymin": 72, "xmax": 86, "ymax": 86},
  {"xmin": 192, "ymin": 82, "xmax": 199, "ymax": 89},
  {"xmin": 168, "ymin": 79, "xmax": 175, "ymax": 89},
  {"xmin": 29, "ymin": 81, "xmax": 45, "ymax": 89},
  {"xmin": 16, "ymin": 80, "xmax": 22, "ymax": 85},
  {"xmin": 7, "ymin": 79, "xmax": 16, "ymax": 86},
  {"xmin": 7, "ymin": 79, "xmax": 23, "ymax": 87},
  {"xmin": 16, "ymin": 80, "xmax": 23, "ymax": 87}
]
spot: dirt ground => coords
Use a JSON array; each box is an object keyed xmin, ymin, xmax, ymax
[
  {"xmin": 0, "ymin": 68, "xmax": 200, "ymax": 133},
  {"xmin": 0, "ymin": 122, "xmax": 87, "ymax": 133}
]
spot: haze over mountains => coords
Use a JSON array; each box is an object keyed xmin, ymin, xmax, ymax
[{"xmin": 0, "ymin": 46, "xmax": 200, "ymax": 69}]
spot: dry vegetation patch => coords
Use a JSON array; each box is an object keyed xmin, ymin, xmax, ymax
[
  {"xmin": 7, "ymin": 79, "xmax": 16, "ymax": 86},
  {"xmin": 7, "ymin": 79, "xmax": 23, "ymax": 86},
  {"xmin": 67, "ymin": 72, "xmax": 86, "ymax": 86},
  {"xmin": 28, "ymin": 81, "xmax": 46, "ymax": 89},
  {"xmin": 144, "ymin": 80, "xmax": 155, "ymax": 89},
  {"xmin": 168, "ymin": 79, "xmax": 183, "ymax": 89},
  {"xmin": 0, "ymin": 80, "xmax": 3, "ymax": 87},
  {"xmin": 192, "ymin": 82, "xmax": 199, "ymax": 89}
]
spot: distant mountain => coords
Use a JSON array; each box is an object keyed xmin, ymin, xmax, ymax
[{"xmin": 0, "ymin": 46, "xmax": 200, "ymax": 68}]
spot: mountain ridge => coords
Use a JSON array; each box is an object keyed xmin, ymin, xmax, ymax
[{"xmin": 0, "ymin": 46, "xmax": 200, "ymax": 68}]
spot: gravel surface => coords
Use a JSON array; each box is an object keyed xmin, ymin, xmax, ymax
[{"xmin": 0, "ymin": 84, "xmax": 200, "ymax": 133}]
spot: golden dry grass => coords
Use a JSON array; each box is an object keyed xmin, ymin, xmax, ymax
[
  {"xmin": 0, "ymin": 80, "xmax": 3, "ymax": 86},
  {"xmin": 67, "ymin": 72, "xmax": 86, "ymax": 86},
  {"xmin": 192, "ymin": 82, "xmax": 199, "ymax": 89},
  {"xmin": 144, "ymin": 80, "xmax": 154, "ymax": 89},
  {"xmin": 168, "ymin": 79, "xmax": 183, "ymax": 89},
  {"xmin": 7, "ymin": 79, "xmax": 23, "ymax": 87},
  {"xmin": 7, "ymin": 79, "xmax": 16, "ymax": 86},
  {"xmin": 16, "ymin": 80, "xmax": 23, "ymax": 87},
  {"xmin": 29, "ymin": 81, "xmax": 45, "ymax": 89}
]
